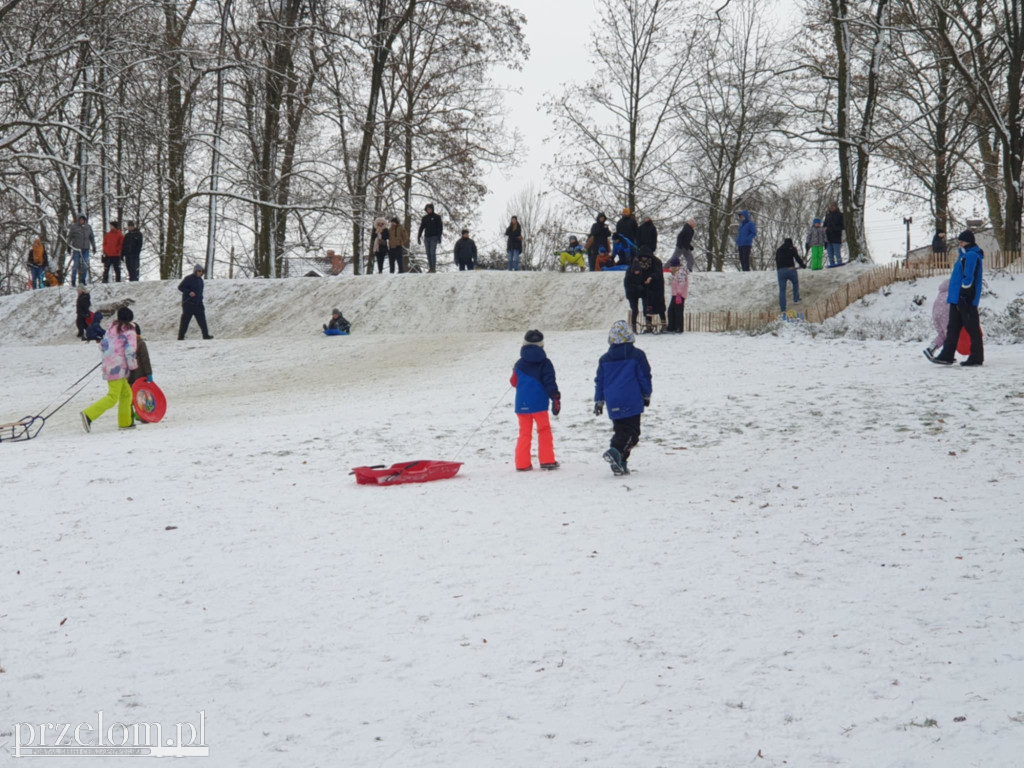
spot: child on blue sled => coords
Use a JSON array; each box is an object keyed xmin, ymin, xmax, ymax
[{"xmin": 323, "ymin": 308, "xmax": 351, "ymax": 335}]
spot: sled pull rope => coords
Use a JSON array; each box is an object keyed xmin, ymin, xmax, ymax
[{"xmin": 452, "ymin": 385, "xmax": 512, "ymax": 461}]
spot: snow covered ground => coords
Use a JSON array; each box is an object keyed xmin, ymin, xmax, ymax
[{"xmin": 2, "ymin": 272, "xmax": 1023, "ymax": 767}]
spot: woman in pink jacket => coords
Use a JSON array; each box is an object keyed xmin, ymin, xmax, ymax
[
  {"xmin": 81, "ymin": 307, "xmax": 138, "ymax": 432},
  {"xmin": 665, "ymin": 255, "xmax": 688, "ymax": 333}
]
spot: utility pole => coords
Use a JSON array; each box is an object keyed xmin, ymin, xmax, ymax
[{"xmin": 903, "ymin": 216, "xmax": 913, "ymax": 263}]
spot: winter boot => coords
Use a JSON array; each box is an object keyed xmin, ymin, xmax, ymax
[{"xmin": 603, "ymin": 447, "xmax": 626, "ymax": 475}]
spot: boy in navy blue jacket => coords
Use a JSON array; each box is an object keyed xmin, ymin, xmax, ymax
[
  {"xmin": 594, "ymin": 320, "xmax": 652, "ymax": 475},
  {"xmin": 510, "ymin": 329, "xmax": 561, "ymax": 471}
]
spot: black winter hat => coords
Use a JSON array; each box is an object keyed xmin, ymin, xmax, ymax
[
  {"xmin": 783, "ymin": 237, "xmax": 794, "ymax": 247},
  {"xmin": 117, "ymin": 306, "xmax": 134, "ymax": 324},
  {"xmin": 524, "ymin": 329, "xmax": 544, "ymax": 346},
  {"xmin": 957, "ymin": 230, "xmax": 976, "ymax": 245},
  {"xmin": 332, "ymin": 308, "xmax": 341, "ymax": 316}
]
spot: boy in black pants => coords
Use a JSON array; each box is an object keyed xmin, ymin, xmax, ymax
[{"xmin": 593, "ymin": 320, "xmax": 653, "ymax": 475}]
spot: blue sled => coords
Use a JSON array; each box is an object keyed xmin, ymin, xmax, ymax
[{"xmin": 323, "ymin": 329, "xmax": 350, "ymax": 336}]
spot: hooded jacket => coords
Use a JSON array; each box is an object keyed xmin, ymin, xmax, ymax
[
  {"xmin": 98, "ymin": 323, "xmax": 138, "ymax": 381},
  {"xmin": 67, "ymin": 220, "xmax": 96, "ymax": 252},
  {"xmin": 736, "ymin": 211, "xmax": 757, "ymax": 247},
  {"xmin": 805, "ymin": 225, "xmax": 828, "ymax": 248},
  {"xmin": 594, "ymin": 343, "xmax": 652, "ymax": 420},
  {"xmin": 178, "ymin": 273, "xmax": 205, "ymax": 306},
  {"xmin": 103, "ymin": 227, "xmax": 124, "ymax": 258},
  {"xmin": 947, "ymin": 245, "xmax": 984, "ymax": 306},
  {"xmin": 637, "ymin": 220, "xmax": 658, "ymax": 251},
  {"xmin": 589, "ymin": 216, "xmax": 611, "ymax": 250},
  {"xmin": 512, "ymin": 345, "xmax": 559, "ymax": 414}
]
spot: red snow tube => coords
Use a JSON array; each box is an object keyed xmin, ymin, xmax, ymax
[
  {"xmin": 957, "ymin": 325, "xmax": 982, "ymax": 355},
  {"xmin": 132, "ymin": 380, "xmax": 167, "ymax": 423},
  {"xmin": 352, "ymin": 460, "xmax": 463, "ymax": 486}
]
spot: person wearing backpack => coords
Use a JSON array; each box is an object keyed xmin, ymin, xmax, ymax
[{"xmin": 26, "ymin": 237, "xmax": 48, "ymax": 289}]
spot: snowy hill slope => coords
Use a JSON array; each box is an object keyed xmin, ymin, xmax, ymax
[
  {"xmin": 2, "ymin": 323, "xmax": 1023, "ymax": 767},
  {"xmin": 0, "ymin": 266, "xmax": 876, "ymax": 345}
]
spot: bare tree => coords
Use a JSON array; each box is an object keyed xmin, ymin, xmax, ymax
[
  {"xmin": 915, "ymin": 0, "xmax": 1023, "ymax": 251},
  {"xmin": 545, "ymin": 0, "xmax": 698, "ymax": 219},
  {"xmin": 672, "ymin": 0, "xmax": 797, "ymax": 271}
]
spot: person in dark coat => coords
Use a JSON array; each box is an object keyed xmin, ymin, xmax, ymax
[
  {"xmin": 615, "ymin": 208, "xmax": 639, "ymax": 244},
  {"xmin": 453, "ymin": 229, "xmax": 477, "ymax": 271},
  {"xmin": 417, "ymin": 204, "xmax": 444, "ymax": 273},
  {"xmin": 75, "ymin": 286, "xmax": 91, "ymax": 340},
  {"xmin": 623, "ymin": 256, "xmax": 646, "ymax": 334},
  {"xmin": 931, "ymin": 230, "xmax": 947, "ymax": 263},
  {"xmin": 505, "ymin": 216, "xmax": 524, "ymax": 271},
  {"xmin": 177, "ymin": 264, "xmax": 213, "ymax": 340},
  {"xmin": 637, "ymin": 216, "xmax": 658, "ymax": 252},
  {"xmin": 775, "ymin": 237, "xmax": 806, "ymax": 312},
  {"xmin": 85, "ymin": 311, "xmax": 106, "ymax": 341},
  {"xmin": 510, "ymin": 329, "xmax": 561, "ymax": 471},
  {"xmin": 927, "ymin": 230, "xmax": 984, "ymax": 367},
  {"xmin": 587, "ymin": 213, "xmax": 611, "ymax": 272},
  {"xmin": 594, "ymin": 320, "xmax": 652, "ymax": 476},
  {"xmin": 673, "ymin": 218, "xmax": 696, "ymax": 271},
  {"xmin": 122, "ymin": 221, "xmax": 143, "ymax": 281},
  {"xmin": 824, "ymin": 202, "xmax": 844, "ymax": 266},
  {"xmin": 127, "ymin": 324, "xmax": 153, "ymax": 386},
  {"xmin": 639, "ymin": 247, "xmax": 666, "ymax": 332}
]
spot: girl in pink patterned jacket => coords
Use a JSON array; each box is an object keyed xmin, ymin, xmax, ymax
[
  {"xmin": 665, "ymin": 255, "xmax": 689, "ymax": 333},
  {"xmin": 80, "ymin": 306, "xmax": 138, "ymax": 432}
]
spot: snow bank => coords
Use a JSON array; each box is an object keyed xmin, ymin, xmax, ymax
[
  {"xmin": 788, "ymin": 272, "xmax": 1024, "ymax": 344},
  {"xmin": 0, "ymin": 265, "xmax": 877, "ymax": 345},
  {"xmin": 2, "ymin": 327, "xmax": 1022, "ymax": 767}
]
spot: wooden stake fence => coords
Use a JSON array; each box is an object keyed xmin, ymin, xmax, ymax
[{"xmin": 682, "ymin": 251, "xmax": 1022, "ymax": 333}]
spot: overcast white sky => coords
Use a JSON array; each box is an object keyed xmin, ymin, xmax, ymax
[{"xmin": 476, "ymin": 0, "xmax": 949, "ymax": 263}]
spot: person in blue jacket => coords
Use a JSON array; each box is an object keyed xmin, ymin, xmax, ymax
[
  {"xmin": 736, "ymin": 209, "xmax": 757, "ymax": 272},
  {"xmin": 178, "ymin": 264, "xmax": 213, "ymax": 340},
  {"xmin": 593, "ymin": 320, "xmax": 652, "ymax": 475},
  {"xmin": 510, "ymin": 329, "xmax": 561, "ymax": 471},
  {"xmin": 926, "ymin": 230, "xmax": 984, "ymax": 366}
]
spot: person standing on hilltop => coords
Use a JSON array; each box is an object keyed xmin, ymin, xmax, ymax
[
  {"xmin": 824, "ymin": 202, "xmax": 844, "ymax": 267},
  {"xmin": 102, "ymin": 220, "xmax": 124, "ymax": 283},
  {"xmin": 417, "ymin": 203, "xmax": 443, "ymax": 273},
  {"xmin": 736, "ymin": 210, "xmax": 757, "ymax": 271},
  {"xmin": 122, "ymin": 221, "xmax": 143, "ymax": 281},
  {"xmin": 587, "ymin": 213, "xmax": 611, "ymax": 272},
  {"xmin": 616, "ymin": 208, "xmax": 639, "ymax": 244}
]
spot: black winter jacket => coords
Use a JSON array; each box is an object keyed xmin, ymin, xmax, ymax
[
  {"xmin": 775, "ymin": 244, "xmax": 806, "ymax": 270},
  {"xmin": 676, "ymin": 223, "xmax": 694, "ymax": 250},
  {"xmin": 824, "ymin": 210, "xmax": 844, "ymax": 244},
  {"xmin": 122, "ymin": 230, "xmax": 143, "ymax": 259},
  {"xmin": 637, "ymin": 221, "xmax": 658, "ymax": 251},
  {"xmin": 418, "ymin": 212, "xmax": 443, "ymax": 241},
  {"xmin": 616, "ymin": 215, "xmax": 639, "ymax": 243},
  {"xmin": 178, "ymin": 273, "xmax": 205, "ymax": 305}
]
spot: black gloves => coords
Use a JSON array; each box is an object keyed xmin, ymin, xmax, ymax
[
  {"xmin": 594, "ymin": 401, "xmax": 604, "ymax": 416},
  {"xmin": 551, "ymin": 397, "xmax": 561, "ymax": 416},
  {"xmin": 643, "ymin": 396, "xmax": 651, "ymax": 407}
]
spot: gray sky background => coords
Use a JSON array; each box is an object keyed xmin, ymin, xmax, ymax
[{"xmin": 475, "ymin": 0, "xmax": 956, "ymax": 263}]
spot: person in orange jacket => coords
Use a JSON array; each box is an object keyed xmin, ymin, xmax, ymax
[{"xmin": 102, "ymin": 220, "xmax": 124, "ymax": 283}]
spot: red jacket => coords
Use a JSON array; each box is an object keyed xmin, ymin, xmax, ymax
[{"xmin": 103, "ymin": 228, "xmax": 124, "ymax": 258}]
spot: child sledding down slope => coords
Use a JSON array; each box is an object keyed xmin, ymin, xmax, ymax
[{"xmin": 594, "ymin": 320, "xmax": 652, "ymax": 475}]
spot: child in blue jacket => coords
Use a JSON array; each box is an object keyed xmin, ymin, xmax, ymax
[
  {"xmin": 510, "ymin": 329, "xmax": 561, "ymax": 471},
  {"xmin": 594, "ymin": 320, "xmax": 652, "ymax": 475}
]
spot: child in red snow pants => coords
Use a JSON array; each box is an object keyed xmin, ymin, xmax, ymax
[{"xmin": 516, "ymin": 411, "xmax": 556, "ymax": 470}]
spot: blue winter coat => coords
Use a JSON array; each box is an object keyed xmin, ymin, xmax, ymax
[
  {"xmin": 947, "ymin": 245, "xmax": 984, "ymax": 306},
  {"xmin": 736, "ymin": 210, "xmax": 757, "ymax": 247},
  {"xmin": 594, "ymin": 343, "xmax": 652, "ymax": 419},
  {"xmin": 178, "ymin": 273, "xmax": 205, "ymax": 306},
  {"xmin": 513, "ymin": 345, "xmax": 559, "ymax": 414}
]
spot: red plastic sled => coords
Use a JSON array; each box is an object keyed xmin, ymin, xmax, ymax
[
  {"xmin": 956, "ymin": 325, "xmax": 982, "ymax": 355},
  {"xmin": 131, "ymin": 380, "xmax": 167, "ymax": 423},
  {"xmin": 352, "ymin": 460, "xmax": 462, "ymax": 486}
]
